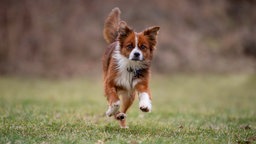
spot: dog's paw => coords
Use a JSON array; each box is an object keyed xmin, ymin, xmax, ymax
[
  {"xmin": 139, "ymin": 101, "xmax": 152, "ymax": 112},
  {"xmin": 106, "ymin": 101, "xmax": 120, "ymax": 117},
  {"xmin": 139, "ymin": 92, "xmax": 152, "ymax": 112},
  {"xmin": 115, "ymin": 112, "xmax": 127, "ymax": 121}
]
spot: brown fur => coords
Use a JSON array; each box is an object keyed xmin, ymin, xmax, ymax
[{"xmin": 103, "ymin": 7, "xmax": 121, "ymax": 44}]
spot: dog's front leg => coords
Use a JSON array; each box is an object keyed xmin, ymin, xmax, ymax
[
  {"xmin": 105, "ymin": 85, "xmax": 120, "ymax": 117},
  {"xmin": 138, "ymin": 92, "xmax": 152, "ymax": 112},
  {"xmin": 135, "ymin": 83, "xmax": 152, "ymax": 112}
]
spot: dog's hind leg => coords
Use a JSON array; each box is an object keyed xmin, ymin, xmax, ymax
[{"xmin": 115, "ymin": 91, "xmax": 135, "ymax": 128}]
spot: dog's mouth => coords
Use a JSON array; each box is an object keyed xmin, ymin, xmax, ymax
[
  {"xmin": 131, "ymin": 57, "xmax": 141, "ymax": 61},
  {"xmin": 130, "ymin": 55, "xmax": 144, "ymax": 61}
]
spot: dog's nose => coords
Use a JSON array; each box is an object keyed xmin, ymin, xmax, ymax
[{"xmin": 134, "ymin": 52, "xmax": 140, "ymax": 57}]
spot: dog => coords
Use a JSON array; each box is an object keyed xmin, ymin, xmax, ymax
[{"xmin": 102, "ymin": 7, "xmax": 160, "ymax": 128}]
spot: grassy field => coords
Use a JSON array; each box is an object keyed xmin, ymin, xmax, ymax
[{"xmin": 0, "ymin": 74, "xmax": 255, "ymax": 144}]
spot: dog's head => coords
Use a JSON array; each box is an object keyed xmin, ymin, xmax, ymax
[{"xmin": 117, "ymin": 22, "xmax": 160, "ymax": 62}]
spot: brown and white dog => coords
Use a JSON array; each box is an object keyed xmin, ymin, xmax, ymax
[{"xmin": 102, "ymin": 7, "xmax": 160, "ymax": 128}]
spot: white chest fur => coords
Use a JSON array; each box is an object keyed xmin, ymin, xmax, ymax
[{"xmin": 115, "ymin": 67, "xmax": 141, "ymax": 90}]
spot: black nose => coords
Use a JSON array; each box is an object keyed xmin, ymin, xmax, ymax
[{"xmin": 134, "ymin": 52, "xmax": 140, "ymax": 57}]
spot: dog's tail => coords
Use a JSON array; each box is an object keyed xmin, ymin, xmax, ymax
[{"xmin": 103, "ymin": 7, "xmax": 121, "ymax": 44}]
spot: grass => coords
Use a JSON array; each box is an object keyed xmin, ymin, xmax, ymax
[{"xmin": 0, "ymin": 74, "xmax": 255, "ymax": 144}]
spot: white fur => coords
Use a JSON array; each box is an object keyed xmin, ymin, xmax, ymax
[
  {"xmin": 113, "ymin": 42, "xmax": 146, "ymax": 90},
  {"xmin": 139, "ymin": 92, "xmax": 152, "ymax": 112},
  {"xmin": 106, "ymin": 100, "xmax": 120, "ymax": 117},
  {"xmin": 129, "ymin": 34, "xmax": 143, "ymax": 61}
]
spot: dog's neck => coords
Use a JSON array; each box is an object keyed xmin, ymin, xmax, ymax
[{"xmin": 126, "ymin": 67, "xmax": 147, "ymax": 79}]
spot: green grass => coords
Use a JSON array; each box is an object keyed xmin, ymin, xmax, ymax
[{"xmin": 0, "ymin": 74, "xmax": 255, "ymax": 144}]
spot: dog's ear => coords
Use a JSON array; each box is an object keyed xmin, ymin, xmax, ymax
[
  {"xmin": 143, "ymin": 26, "xmax": 160, "ymax": 49},
  {"xmin": 143, "ymin": 26, "xmax": 160, "ymax": 37},
  {"xmin": 118, "ymin": 21, "xmax": 132, "ymax": 41}
]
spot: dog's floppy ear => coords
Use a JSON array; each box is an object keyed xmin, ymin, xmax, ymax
[
  {"xmin": 118, "ymin": 21, "xmax": 132, "ymax": 41},
  {"xmin": 143, "ymin": 26, "xmax": 160, "ymax": 49}
]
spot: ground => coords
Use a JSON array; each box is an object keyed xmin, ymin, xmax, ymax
[{"xmin": 0, "ymin": 74, "xmax": 255, "ymax": 143}]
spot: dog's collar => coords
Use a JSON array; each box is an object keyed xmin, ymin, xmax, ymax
[{"xmin": 127, "ymin": 67, "xmax": 146, "ymax": 78}]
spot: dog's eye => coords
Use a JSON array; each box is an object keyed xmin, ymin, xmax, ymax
[
  {"xmin": 126, "ymin": 44, "xmax": 133, "ymax": 50},
  {"xmin": 140, "ymin": 44, "xmax": 147, "ymax": 50}
]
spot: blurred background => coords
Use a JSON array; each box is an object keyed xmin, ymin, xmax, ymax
[
  {"xmin": 0, "ymin": 0, "xmax": 256, "ymax": 77},
  {"xmin": 1, "ymin": 1, "xmax": 256, "ymax": 143}
]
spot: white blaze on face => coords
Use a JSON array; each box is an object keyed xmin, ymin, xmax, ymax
[{"xmin": 129, "ymin": 33, "xmax": 143, "ymax": 61}]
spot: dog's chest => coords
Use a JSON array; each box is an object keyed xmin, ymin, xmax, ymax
[
  {"xmin": 113, "ymin": 49, "xmax": 147, "ymax": 91},
  {"xmin": 115, "ymin": 68, "xmax": 141, "ymax": 90}
]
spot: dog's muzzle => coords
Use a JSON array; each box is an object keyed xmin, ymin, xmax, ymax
[{"xmin": 129, "ymin": 49, "xmax": 143, "ymax": 61}]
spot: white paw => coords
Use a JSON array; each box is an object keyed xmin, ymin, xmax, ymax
[
  {"xmin": 106, "ymin": 101, "xmax": 120, "ymax": 117},
  {"xmin": 139, "ymin": 92, "xmax": 152, "ymax": 112},
  {"xmin": 139, "ymin": 100, "xmax": 152, "ymax": 112}
]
